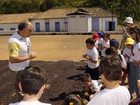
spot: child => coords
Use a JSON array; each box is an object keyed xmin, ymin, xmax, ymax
[
  {"xmin": 92, "ymin": 32, "xmax": 99, "ymax": 49},
  {"xmin": 105, "ymin": 39, "xmax": 127, "ymax": 85},
  {"xmin": 97, "ymin": 31, "xmax": 104, "ymax": 47},
  {"xmin": 9, "ymin": 66, "xmax": 51, "ymax": 105},
  {"xmin": 83, "ymin": 38, "xmax": 99, "ymax": 80},
  {"xmin": 105, "ymin": 46, "xmax": 126, "ymax": 69},
  {"xmin": 109, "ymin": 39, "xmax": 126, "ymax": 68},
  {"xmin": 87, "ymin": 57, "xmax": 130, "ymax": 105},
  {"xmin": 82, "ymin": 73, "xmax": 102, "ymax": 101},
  {"xmin": 99, "ymin": 33, "xmax": 110, "ymax": 57},
  {"xmin": 123, "ymin": 37, "xmax": 134, "ymax": 63}
]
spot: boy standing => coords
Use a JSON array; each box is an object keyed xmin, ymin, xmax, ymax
[
  {"xmin": 83, "ymin": 38, "xmax": 99, "ymax": 80},
  {"xmin": 9, "ymin": 66, "xmax": 51, "ymax": 105}
]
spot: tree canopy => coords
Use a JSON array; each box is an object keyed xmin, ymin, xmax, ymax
[{"xmin": 0, "ymin": 0, "xmax": 140, "ymax": 22}]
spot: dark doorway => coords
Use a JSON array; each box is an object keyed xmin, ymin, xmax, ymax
[{"xmin": 109, "ymin": 21, "xmax": 115, "ymax": 31}]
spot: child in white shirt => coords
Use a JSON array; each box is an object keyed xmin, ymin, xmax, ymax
[
  {"xmin": 87, "ymin": 57, "xmax": 130, "ymax": 105},
  {"xmin": 83, "ymin": 38, "xmax": 99, "ymax": 80},
  {"xmin": 82, "ymin": 73, "xmax": 102, "ymax": 101},
  {"xmin": 9, "ymin": 66, "xmax": 51, "ymax": 105},
  {"xmin": 99, "ymin": 33, "xmax": 110, "ymax": 57},
  {"xmin": 123, "ymin": 37, "xmax": 134, "ymax": 63}
]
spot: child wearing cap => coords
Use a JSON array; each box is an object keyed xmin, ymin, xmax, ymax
[
  {"xmin": 97, "ymin": 32, "xmax": 104, "ymax": 56},
  {"xmin": 92, "ymin": 32, "xmax": 99, "ymax": 49},
  {"xmin": 122, "ymin": 38, "xmax": 134, "ymax": 85},
  {"xmin": 99, "ymin": 33, "xmax": 110, "ymax": 57},
  {"xmin": 123, "ymin": 37, "xmax": 134, "ymax": 63},
  {"xmin": 106, "ymin": 39, "xmax": 127, "ymax": 85}
]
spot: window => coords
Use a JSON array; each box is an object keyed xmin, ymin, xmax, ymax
[
  {"xmin": 55, "ymin": 22, "xmax": 60, "ymax": 32},
  {"xmin": 10, "ymin": 28, "xmax": 16, "ymax": 30},
  {"xmin": 35, "ymin": 23, "xmax": 40, "ymax": 32},
  {"xmin": 0, "ymin": 28, "xmax": 3, "ymax": 30},
  {"xmin": 45, "ymin": 22, "xmax": 50, "ymax": 32}
]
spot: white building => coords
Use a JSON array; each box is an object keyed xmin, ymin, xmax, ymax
[
  {"xmin": 0, "ymin": 13, "xmax": 38, "ymax": 35},
  {"xmin": 67, "ymin": 9, "xmax": 92, "ymax": 33},
  {"xmin": 0, "ymin": 7, "xmax": 118, "ymax": 35}
]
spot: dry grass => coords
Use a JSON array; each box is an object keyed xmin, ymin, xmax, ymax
[{"xmin": 0, "ymin": 34, "xmax": 122, "ymax": 61}]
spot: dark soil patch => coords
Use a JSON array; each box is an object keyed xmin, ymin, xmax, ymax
[{"xmin": 0, "ymin": 60, "xmax": 86, "ymax": 105}]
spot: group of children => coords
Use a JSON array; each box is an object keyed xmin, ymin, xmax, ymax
[
  {"xmin": 9, "ymin": 34, "xmax": 131, "ymax": 105},
  {"xmin": 8, "ymin": 17, "xmax": 140, "ymax": 105},
  {"xmin": 78, "ymin": 31, "xmax": 133, "ymax": 105},
  {"xmin": 80, "ymin": 17, "xmax": 140, "ymax": 105}
]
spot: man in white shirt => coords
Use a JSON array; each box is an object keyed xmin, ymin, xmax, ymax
[
  {"xmin": 87, "ymin": 56, "xmax": 130, "ymax": 105},
  {"xmin": 8, "ymin": 21, "xmax": 37, "ymax": 71}
]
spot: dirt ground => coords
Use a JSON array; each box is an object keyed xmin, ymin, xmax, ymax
[{"xmin": 0, "ymin": 34, "xmax": 122, "ymax": 105}]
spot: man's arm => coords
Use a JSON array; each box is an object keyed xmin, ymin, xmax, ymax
[
  {"xmin": 9, "ymin": 53, "xmax": 36, "ymax": 63},
  {"xmin": 122, "ymin": 26, "xmax": 131, "ymax": 38},
  {"xmin": 9, "ymin": 43, "xmax": 36, "ymax": 63}
]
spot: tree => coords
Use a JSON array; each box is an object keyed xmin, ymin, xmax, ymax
[{"xmin": 39, "ymin": 0, "xmax": 57, "ymax": 11}]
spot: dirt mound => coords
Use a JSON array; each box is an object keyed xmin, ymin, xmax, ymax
[{"xmin": 0, "ymin": 60, "xmax": 85, "ymax": 105}]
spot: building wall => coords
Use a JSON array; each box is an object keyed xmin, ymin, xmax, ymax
[
  {"xmin": 32, "ymin": 19, "xmax": 66, "ymax": 32},
  {"xmin": 100, "ymin": 17, "xmax": 117, "ymax": 31},
  {"xmin": 0, "ymin": 23, "xmax": 18, "ymax": 34},
  {"xmin": 0, "ymin": 16, "xmax": 118, "ymax": 34},
  {"xmin": 32, "ymin": 18, "xmax": 67, "ymax": 32},
  {"xmin": 31, "ymin": 16, "xmax": 117, "ymax": 33},
  {"xmin": 92, "ymin": 17, "xmax": 99, "ymax": 32},
  {"xmin": 32, "ymin": 19, "xmax": 45, "ymax": 32},
  {"xmin": 68, "ymin": 15, "xmax": 91, "ymax": 33},
  {"xmin": 49, "ymin": 18, "xmax": 66, "ymax": 32},
  {"xmin": 87, "ymin": 17, "xmax": 92, "ymax": 32}
]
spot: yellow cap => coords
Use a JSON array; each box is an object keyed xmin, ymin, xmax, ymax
[
  {"xmin": 124, "ymin": 37, "xmax": 134, "ymax": 45},
  {"xmin": 69, "ymin": 102, "xmax": 74, "ymax": 105}
]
